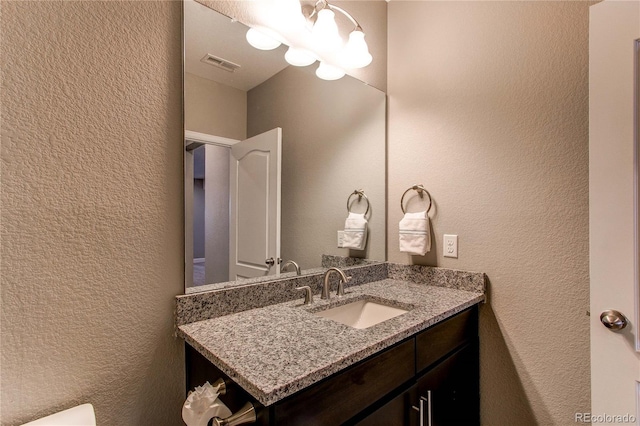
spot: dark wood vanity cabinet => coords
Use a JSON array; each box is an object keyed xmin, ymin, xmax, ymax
[
  {"xmin": 354, "ymin": 307, "xmax": 479, "ymax": 426},
  {"xmin": 185, "ymin": 305, "xmax": 479, "ymax": 426},
  {"xmin": 356, "ymin": 342, "xmax": 479, "ymax": 426}
]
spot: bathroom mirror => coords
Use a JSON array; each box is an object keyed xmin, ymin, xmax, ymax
[{"xmin": 184, "ymin": 0, "xmax": 386, "ymax": 292}]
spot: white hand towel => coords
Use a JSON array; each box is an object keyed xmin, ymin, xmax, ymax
[
  {"xmin": 339, "ymin": 212, "xmax": 368, "ymax": 250},
  {"xmin": 399, "ymin": 211, "xmax": 431, "ymax": 255}
]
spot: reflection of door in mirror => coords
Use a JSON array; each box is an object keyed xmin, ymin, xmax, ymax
[
  {"xmin": 185, "ymin": 130, "xmax": 281, "ymax": 288},
  {"xmin": 229, "ymin": 128, "xmax": 282, "ymax": 281},
  {"xmin": 185, "ymin": 133, "xmax": 235, "ymax": 288}
]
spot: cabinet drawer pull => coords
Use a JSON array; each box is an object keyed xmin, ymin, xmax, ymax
[{"xmin": 418, "ymin": 392, "xmax": 432, "ymax": 426}]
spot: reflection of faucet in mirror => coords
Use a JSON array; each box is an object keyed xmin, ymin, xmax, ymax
[
  {"xmin": 280, "ymin": 260, "xmax": 301, "ymax": 276},
  {"xmin": 322, "ymin": 267, "xmax": 352, "ymax": 299}
]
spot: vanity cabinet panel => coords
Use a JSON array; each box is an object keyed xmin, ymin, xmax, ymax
[
  {"xmin": 354, "ymin": 306, "xmax": 479, "ymax": 426},
  {"xmin": 415, "ymin": 307, "xmax": 477, "ymax": 373},
  {"xmin": 273, "ymin": 339, "xmax": 415, "ymax": 426},
  {"xmin": 414, "ymin": 343, "xmax": 480, "ymax": 426},
  {"xmin": 354, "ymin": 386, "xmax": 419, "ymax": 426},
  {"xmin": 354, "ymin": 344, "xmax": 479, "ymax": 426}
]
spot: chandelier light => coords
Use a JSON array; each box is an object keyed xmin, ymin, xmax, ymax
[
  {"xmin": 284, "ymin": 46, "xmax": 317, "ymax": 67},
  {"xmin": 315, "ymin": 61, "xmax": 346, "ymax": 80},
  {"xmin": 311, "ymin": 8, "xmax": 342, "ymax": 51},
  {"xmin": 244, "ymin": 0, "xmax": 373, "ymax": 81},
  {"xmin": 246, "ymin": 27, "xmax": 282, "ymax": 50}
]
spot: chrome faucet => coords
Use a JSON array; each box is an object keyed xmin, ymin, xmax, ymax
[
  {"xmin": 280, "ymin": 260, "xmax": 301, "ymax": 276},
  {"xmin": 322, "ymin": 267, "xmax": 351, "ymax": 299}
]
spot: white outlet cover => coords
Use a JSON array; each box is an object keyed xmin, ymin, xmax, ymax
[{"xmin": 443, "ymin": 234, "xmax": 458, "ymax": 258}]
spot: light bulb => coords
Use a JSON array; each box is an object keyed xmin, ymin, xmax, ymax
[
  {"xmin": 311, "ymin": 9, "xmax": 342, "ymax": 51},
  {"xmin": 285, "ymin": 47, "xmax": 316, "ymax": 67},
  {"xmin": 341, "ymin": 30, "xmax": 372, "ymax": 69},
  {"xmin": 246, "ymin": 28, "xmax": 281, "ymax": 50},
  {"xmin": 315, "ymin": 62, "xmax": 345, "ymax": 80}
]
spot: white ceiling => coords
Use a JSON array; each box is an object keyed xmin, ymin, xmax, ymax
[{"xmin": 184, "ymin": 0, "xmax": 289, "ymax": 91}]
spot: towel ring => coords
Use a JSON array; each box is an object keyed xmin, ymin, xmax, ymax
[
  {"xmin": 347, "ymin": 189, "xmax": 370, "ymax": 216},
  {"xmin": 400, "ymin": 184, "xmax": 432, "ymax": 214}
]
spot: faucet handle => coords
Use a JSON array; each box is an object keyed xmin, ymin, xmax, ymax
[
  {"xmin": 295, "ymin": 286, "xmax": 313, "ymax": 305},
  {"xmin": 336, "ymin": 276, "xmax": 352, "ymax": 297}
]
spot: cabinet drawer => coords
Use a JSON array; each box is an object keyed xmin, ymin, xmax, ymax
[
  {"xmin": 274, "ymin": 339, "xmax": 415, "ymax": 426},
  {"xmin": 416, "ymin": 307, "xmax": 477, "ymax": 373}
]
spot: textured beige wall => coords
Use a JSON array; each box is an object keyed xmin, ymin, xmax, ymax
[
  {"xmin": 0, "ymin": 0, "xmax": 593, "ymax": 424},
  {"xmin": 1, "ymin": 2, "xmax": 184, "ymax": 425},
  {"xmin": 185, "ymin": 72, "xmax": 246, "ymax": 140},
  {"xmin": 247, "ymin": 65, "xmax": 386, "ymax": 270},
  {"xmin": 388, "ymin": 2, "xmax": 591, "ymax": 424}
]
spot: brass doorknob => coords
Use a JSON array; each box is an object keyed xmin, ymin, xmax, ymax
[{"xmin": 600, "ymin": 310, "xmax": 628, "ymax": 331}]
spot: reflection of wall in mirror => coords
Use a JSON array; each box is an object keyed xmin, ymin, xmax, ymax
[
  {"xmin": 190, "ymin": 144, "xmax": 231, "ymax": 285},
  {"xmin": 185, "ymin": 72, "xmax": 246, "ymax": 140}
]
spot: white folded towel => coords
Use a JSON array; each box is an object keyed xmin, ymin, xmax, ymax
[
  {"xmin": 338, "ymin": 212, "xmax": 368, "ymax": 250},
  {"xmin": 399, "ymin": 211, "xmax": 431, "ymax": 255}
]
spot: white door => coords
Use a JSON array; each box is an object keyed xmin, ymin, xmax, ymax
[
  {"xmin": 229, "ymin": 128, "xmax": 282, "ymax": 280},
  {"xmin": 590, "ymin": 0, "xmax": 640, "ymax": 423}
]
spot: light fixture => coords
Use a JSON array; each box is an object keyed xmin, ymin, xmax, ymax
[
  {"xmin": 244, "ymin": 0, "xmax": 373, "ymax": 81},
  {"xmin": 315, "ymin": 62, "xmax": 345, "ymax": 80},
  {"xmin": 273, "ymin": 0, "xmax": 307, "ymax": 31},
  {"xmin": 246, "ymin": 27, "xmax": 281, "ymax": 50},
  {"xmin": 341, "ymin": 30, "xmax": 372, "ymax": 69},
  {"xmin": 311, "ymin": 8, "xmax": 342, "ymax": 51},
  {"xmin": 308, "ymin": 0, "xmax": 372, "ymax": 69},
  {"xmin": 284, "ymin": 47, "xmax": 317, "ymax": 67}
]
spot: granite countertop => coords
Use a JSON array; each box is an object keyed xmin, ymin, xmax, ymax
[{"xmin": 177, "ymin": 278, "xmax": 484, "ymax": 406}]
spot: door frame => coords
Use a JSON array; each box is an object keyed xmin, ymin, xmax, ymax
[
  {"xmin": 589, "ymin": 0, "xmax": 640, "ymax": 420},
  {"xmin": 184, "ymin": 131, "xmax": 240, "ymax": 289}
]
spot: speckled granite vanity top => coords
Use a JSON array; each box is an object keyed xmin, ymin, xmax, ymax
[{"xmin": 176, "ymin": 262, "xmax": 486, "ymax": 406}]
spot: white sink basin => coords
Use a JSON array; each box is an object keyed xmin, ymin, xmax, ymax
[{"xmin": 314, "ymin": 299, "xmax": 409, "ymax": 329}]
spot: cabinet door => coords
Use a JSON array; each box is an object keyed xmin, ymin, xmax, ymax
[
  {"xmin": 414, "ymin": 343, "xmax": 479, "ymax": 426},
  {"xmin": 354, "ymin": 385, "xmax": 418, "ymax": 426}
]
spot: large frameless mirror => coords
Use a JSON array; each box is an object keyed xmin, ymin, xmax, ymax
[{"xmin": 184, "ymin": 0, "xmax": 386, "ymax": 292}]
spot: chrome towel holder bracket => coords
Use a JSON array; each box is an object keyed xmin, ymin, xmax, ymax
[
  {"xmin": 347, "ymin": 189, "xmax": 370, "ymax": 216},
  {"xmin": 400, "ymin": 184, "xmax": 432, "ymax": 214}
]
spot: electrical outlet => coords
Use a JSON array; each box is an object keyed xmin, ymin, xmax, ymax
[{"xmin": 443, "ymin": 234, "xmax": 458, "ymax": 258}]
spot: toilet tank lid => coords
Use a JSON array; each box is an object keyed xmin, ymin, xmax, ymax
[{"xmin": 21, "ymin": 404, "xmax": 96, "ymax": 426}]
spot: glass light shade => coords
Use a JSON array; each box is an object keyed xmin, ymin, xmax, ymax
[
  {"xmin": 246, "ymin": 28, "xmax": 281, "ymax": 50},
  {"xmin": 285, "ymin": 47, "xmax": 316, "ymax": 67},
  {"xmin": 342, "ymin": 30, "xmax": 372, "ymax": 69},
  {"xmin": 274, "ymin": 0, "xmax": 306, "ymax": 30},
  {"xmin": 311, "ymin": 9, "xmax": 342, "ymax": 50},
  {"xmin": 315, "ymin": 62, "xmax": 345, "ymax": 80}
]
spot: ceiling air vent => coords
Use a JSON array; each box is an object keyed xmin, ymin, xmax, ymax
[{"xmin": 200, "ymin": 54, "xmax": 240, "ymax": 73}]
